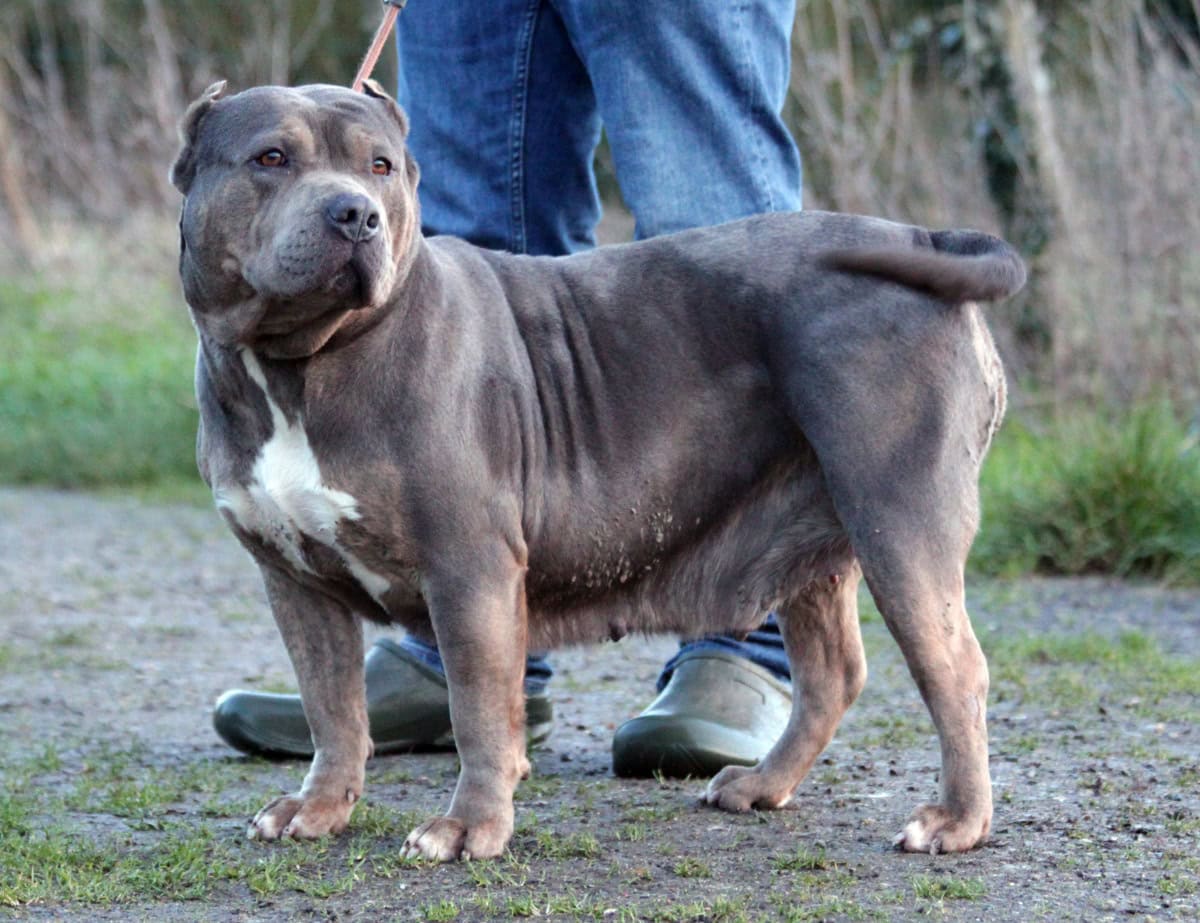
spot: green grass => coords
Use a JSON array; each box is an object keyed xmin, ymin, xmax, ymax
[
  {"xmin": 772, "ymin": 846, "xmax": 839, "ymax": 872},
  {"xmin": 529, "ymin": 829, "xmax": 600, "ymax": 860},
  {"xmin": 0, "ymin": 266, "xmax": 199, "ymax": 490},
  {"xmin": 0, "ymin": 742, "xmax": 432, "ymax": 907},
  {"xmin": 910, "ymin": 874, "xmax": 986, "ymax": 901},
  {"xmin": 975, "ymin": 403, "xmax": 1200, "ymax": 583},
  {"xmin": 671, "ymin": 856, "xmax": 712, "ymax": 878},
  {"xmin": 982, "ymin": 627, "xmax": 1200, "ymax": 723},
  {"xmin": 422, "ymin": 899, "xmax": 460, "ymax": 921}
]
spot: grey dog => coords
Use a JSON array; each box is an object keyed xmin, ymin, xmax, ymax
[{"xmin": 170, "ymin": 80, "xmax": 1024, "ymax": 861}]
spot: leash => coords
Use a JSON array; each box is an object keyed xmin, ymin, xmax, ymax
[{"xmin": 352, "ymin": 0, "xmax": 407, "ymax": 92}]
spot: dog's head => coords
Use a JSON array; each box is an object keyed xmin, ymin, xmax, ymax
[{"xmin": 171, "ymin": 81, "xmax": 421, "ymax": 357}]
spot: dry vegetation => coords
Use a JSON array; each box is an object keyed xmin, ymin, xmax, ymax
[{"xmin": 0, "ymin": 0, "xmax": 1197, "ymax": 409}]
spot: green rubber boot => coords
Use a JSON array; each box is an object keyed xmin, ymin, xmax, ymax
[
  {"xmin": 611, "ymin": 650, "xmax": 791, "ymax": 778},
  {"xmin": 213, "ymin": 638, "xmax": 553, "ymax": 758}
]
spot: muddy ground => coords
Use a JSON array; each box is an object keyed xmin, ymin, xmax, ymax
[{"xmin": 0, "ymin": 486, "xmax": 1197, "ymax": 921}]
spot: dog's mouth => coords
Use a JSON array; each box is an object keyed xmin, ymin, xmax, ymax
[
  {"xmin": 246, "ymin": 245, "xmax": 391, "ymax": 357},
  {"xmin": 254, "ymin": 237, "xmax": 384, "ymax": 308}
]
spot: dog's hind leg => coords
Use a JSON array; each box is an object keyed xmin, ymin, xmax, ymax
[
  {"xmin": 705, "ymin": 563, "xmax": 866, "ymax": 811},
  {"xmin": 248, "ymin": 566, "xmax": 372, "ymax": 841},
  {"xmin": 802, "ymin": 438, "xmax": 993, "ymax": 853},
  {"xmin": 771, "ymin": 287, "xmax": 1002, "ymax": 852},
  {"xmin": 857, "ymin": 533, "xmax": 992, "ymax": 855}
]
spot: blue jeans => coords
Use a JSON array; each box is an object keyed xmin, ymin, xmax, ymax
[{"xmin": 394, "ymin": 0, "xmax": 800, "ymax": 692}]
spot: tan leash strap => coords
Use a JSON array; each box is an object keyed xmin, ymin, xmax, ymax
[{"xmin": 352, "ymin": 0, "xmax": 407, "ymax": 92}]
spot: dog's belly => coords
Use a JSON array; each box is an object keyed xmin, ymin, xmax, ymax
[{"xmin": 522, "ymin": 455, "xmax": 854, "ymax": 648}]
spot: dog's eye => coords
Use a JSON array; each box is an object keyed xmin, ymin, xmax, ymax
[
  {"xmin": 255, "ymin": 149, "xmax": 287, "ymax": 168},
  {"xmin": 371, "ymin": 157, "xmax": 393, "ymax": 176}
]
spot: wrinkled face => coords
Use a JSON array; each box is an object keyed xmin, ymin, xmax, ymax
[{"xmin": 171, "ymin": 82, "xmax": 420, "ymax": 355}]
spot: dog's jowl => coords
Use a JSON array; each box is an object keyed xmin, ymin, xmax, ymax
[{"xmin": 171, "ymin": 81, "xmax": 1025, "ymax": 861}]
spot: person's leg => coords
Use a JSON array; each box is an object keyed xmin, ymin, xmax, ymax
[
  {"xmin": 556, "ymin": 0, "xmax": 801, "ymax": 239},
  {"xmin": 396, "ymin": 0, "xmax": 603, "ymax": 255},
  {"xmin": 657, "ymin": 615, "xmax": 789, "ymax": 690},
  {"xmin": 556, "ymin": 0, "xmax": 803, "ymax": 776},
  {"xmin": 398, "ymin": 635, "xmax": 553, "ymax": 697}
]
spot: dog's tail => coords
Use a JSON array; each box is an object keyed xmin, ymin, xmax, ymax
[{"xmin": 819, "ymin": 229, "xmax": 1026, "ymax": 304}]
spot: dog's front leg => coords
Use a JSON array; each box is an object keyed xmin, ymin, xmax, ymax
[
  {"xmin": 248, "ymin": 566, "xmax": 370, "ymax": 840},
  {"xmin": 402, "ymin": 558, "xmax": 529, "ymax": 861}
]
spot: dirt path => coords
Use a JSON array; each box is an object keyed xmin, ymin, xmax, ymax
[{"xmin": 1, "ymin": 487, "xmax": 1198, "ymax": 921}]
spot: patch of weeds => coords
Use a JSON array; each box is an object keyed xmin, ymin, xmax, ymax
[
  {"xmin": 643, "ymin": 896, "xmax": 749, "ymax": 922},
  {"xmin": 348, "ymin": 800, "xmax": 421, "ymax": 838},
  {"xmin": 514, "ymin": 811, "xmax": 541, "ymax": 837},
  {"xmin": 531, "ymin": 829, "xmax": 600, "ymax": 859},
  {"xmin": 0, "ymin": 813, "xmax": 240, "ymax": 905},
  {"xmin": 772, "ymin": 845, "xmax": 838, "ymax": 872},
  {"xmin": 856, "ymin": 714, "xmax": 925, "ymax": 750},
  {"xmin": 466, "ymin": 857, "xmax": 528, "ymax": 889},
  {"xmin": 814, "ymin": 768, "xmax": 845, "ymax": 786},
  {"xmin": 1005, "ymin": 732, "xmax": 1041, "ymax": 755},
  {"xmin": 422, "ymin": 899, "xmax": 460, "ymax": 921},
  {"xmin": 514, "ymin": 773, "xmax": 563, "ymax": 801},
  {"xmin": 617, "ymin": 823, "xmax": 647, "ymax": 841},
  {"xmin": 773, "ymin": 895, "xmax": 881, "ymax": 922},
  {"xmin": 25, "ymin": 743, "xmax": 63, "ymax": 775},
  {"xmin": 621, "ymin": 804, "xmax": 682, "ymax": 824},
  {"xmin": 46, "ymin": 627, "xmax": 89, "ymax": 648},
  {"xmin": 1156, "ymin": 873, "xmax": 1195, "ymax": 892},
  {"xmin": 371, "ymin": 851, "xmax": 433, "ymax": 878},
  {"xmin": 984, "ymin": 629, "xmax": 1200, "ymax": 713},
  {"xmin": 1171, "ymin": 763, "xmax": 1200, "ymax": 791},
  {"xmin": 200, "ymin": 791, "xmax": 273, "ymax": 820},
  {"xmin": 293, "ymin": 865, "xmax": 362, "ymax": 898},
  {"xmin": 911, "ymin": 874, "xmax": 986, "ymax": 901},
  {"xmin": 1165, "ymin": 814, "xmax": 1200, "ymax": 836},
  {"xmin": 502, "ymin": 892, "xmax": 606, "ymax": 919},
  {"xmin": 974, "ymin": 404, "xmax": 1200, "ymax": 582},
  {"xmin": 63, "ymin": 748, "xmax": 265, "ymax": 823},
  {"xmin": 241, "ymin": 839, "xmax": 364, "ymax": 899},
  {"xmin": 369, "ymin": 765, "xmax": 417, "ymax": 786},
  {"xmin": 243, "ymin": 850, "xmax": 303, "ymax": 897},
  {"xmin": 505, "ymin": 893, "xmax": 539, "ymax": 918},
  {"xmin": 672, "ymin": 856, "xmax": 712, "ymax": 878}
]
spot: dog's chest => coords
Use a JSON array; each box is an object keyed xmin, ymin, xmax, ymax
[{"xmin": 212, "ymin": 350, "xmax": 405, "ymax": 605}]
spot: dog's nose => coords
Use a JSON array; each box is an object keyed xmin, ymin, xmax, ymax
[{"xmin": 324, "ymin": 193, "xmax": 381, "ymax": 242}]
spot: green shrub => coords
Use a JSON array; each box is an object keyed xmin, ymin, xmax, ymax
[{"xmin": 974, "ymin": 403, "xmax": 1200, "ymax": 583}]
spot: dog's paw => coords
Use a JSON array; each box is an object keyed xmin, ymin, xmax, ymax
[
  {"xmin": 248, "ymin": 790, "xmax": 357, "ymax": 841},
  {"xmin": 703, "ymin": 764, "xmax": 793, "ymax": 813},
  {"xmin": 892, "ymin": 803, "xmax": 990, "ymax": 855},
  {"xmin": 401, "ymin": 815, "xmax": 511, "ymax": 862}
]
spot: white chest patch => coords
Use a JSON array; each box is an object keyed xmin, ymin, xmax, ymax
[{"xmin": 214, "ymin": 350, "xmax": 391, "ymax": 605}]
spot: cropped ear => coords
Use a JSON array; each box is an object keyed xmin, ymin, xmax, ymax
[
  {"xmin": 361, "ymin": 77, "xmax": 409, "ymax": 136},
  {"xmin": 169, "ymin": 81, "xmax": 227, "ymax": 194}
]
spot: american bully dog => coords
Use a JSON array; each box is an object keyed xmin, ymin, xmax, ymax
[{"xmin": 170, "ymin": 80, "xmax": 1024, "ymax": 861}]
